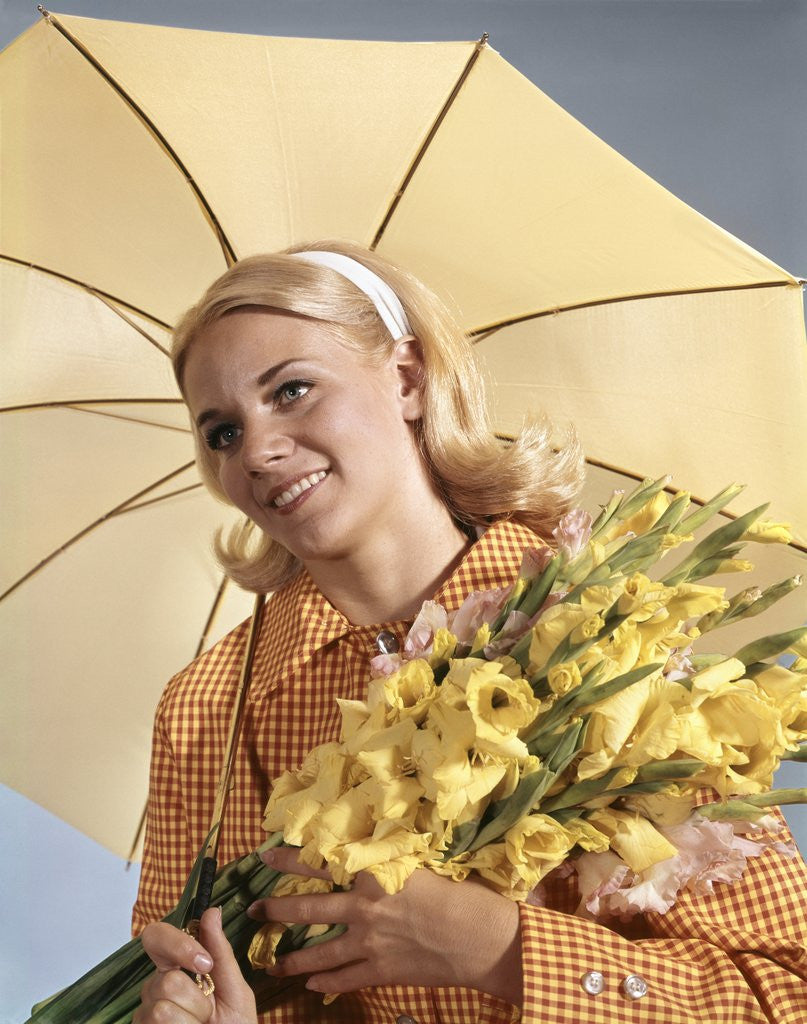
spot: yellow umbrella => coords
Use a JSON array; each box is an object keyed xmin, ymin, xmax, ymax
[{"xmin": 1, "ymin": 10, "xmax": 805, "ymax": 860}]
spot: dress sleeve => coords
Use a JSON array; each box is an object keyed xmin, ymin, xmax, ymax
[
  {"xmin": 518, "ymin": 836, "xmax": 807, "ymax": 1023},
  {"xmin": 131, "ymin": 691, "xmax": 195, "ymax": 936}
]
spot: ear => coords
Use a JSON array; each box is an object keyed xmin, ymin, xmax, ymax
[{"xmin": 393, "ymin": 335, "xmax": 424, "ymax": 421}]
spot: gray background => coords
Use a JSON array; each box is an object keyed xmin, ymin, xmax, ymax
[{"xmin": 1, "ymin": 1, "xmax": 805, "ymax": 1020}]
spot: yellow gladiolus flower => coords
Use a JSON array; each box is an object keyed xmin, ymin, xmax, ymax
[
  {"xmin": 463, "ymin": 663, "xmax": 541, "ymax": 756},
  {"xmin": 248, "ymin": 922, "xmax": 287, "ymax": 969},
  {"xmin": 411, "ymin": 702, "xmax": 508, "ymax": 819},
  {"xmin": 505, "ymin": 814, "xmax": 578, "ymax": 886},
  {"xmin": 571, "ymin": 613, "xmax": 606, "ymax": 645},
  {"xmin": 303, "ymin": 783, "xmax": 375, "ymax": 865},
  {"xmin": 741, "ymin": 519, "xmax": 793, "ymax": 544},
  {"xmin": 248, "ymin": 873, "xmax": 334, "ymax": 969},
  {"xmin": 431, "ymin": 627, "xmax": 459, "ymax": 663},
  {"xmin": 601, "ymin": 490, "xmax": 670, "ymax": 542},
  {"xmin": 362, "ymin": 775, "xmax": 425, "ymax": 827},
  {"xmin": 378, "ymin": 659, "xmax": 437, "ymax": 723},
  {"xmin": 528, "ymin": 603, "xmax": 591, "ymax": 672},
  {"xmin": 563, "ymin": 817, "xmax": 611, "ymax": 853},
  {"xmin": 547, "ymin": 661, "xmax": 582, "ymax": 696},
  {"xmin": 617, "ymin": 574, "xmax": 674, "ymax": 617},
  {"xmin": 332, "ymin": 818, "xmax": 434, "ymax": 892},
  {"xmin": 577, "ymin": 672, "xmax": 681, "ymax": 779},
  {"xmin": 588, "ymin": 807, "xmax": 677, "ymax": 873},
  {"xmin": 666, "ymin": 582, "xmax": 728, "ymax": 621}
]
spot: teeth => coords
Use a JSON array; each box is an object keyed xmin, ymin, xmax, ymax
[{"xmin": 272, "ymin": 470, "xmax": 327, "ymax": 508}]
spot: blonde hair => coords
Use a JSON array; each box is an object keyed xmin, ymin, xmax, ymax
[{"xmin": 172, "ymin": 240, "xmax": 584, "ymax": 592}]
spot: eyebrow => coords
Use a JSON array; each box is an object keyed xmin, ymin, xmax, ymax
[{"xmin": 194, "ymin": 357, "xmax": 302, "ymax": 429}]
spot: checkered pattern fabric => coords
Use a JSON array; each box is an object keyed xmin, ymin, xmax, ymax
[{"xmin": 133, "ymin": 519, "xmax": 807, "ymax": 1022}]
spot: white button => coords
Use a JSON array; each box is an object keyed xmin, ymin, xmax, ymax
[
  {"xmin": 396, "ymin": 1016, "xmax": 417, "ymax": 1024},
  {"xmin": 376, "ymin": 630, "xmax": 400, "ymax": 654},
  {"xmin": 622, "ymin": 974, "xmax": 648, "ymax": 999},
  {"xmin": 581, "ymin": 970, "xmax": 605, "ymax": 995}
]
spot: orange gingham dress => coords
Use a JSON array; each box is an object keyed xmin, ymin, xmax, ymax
[{"xmin": 133, "ymin": 519, "xmax": 807, "ymax": 1023}]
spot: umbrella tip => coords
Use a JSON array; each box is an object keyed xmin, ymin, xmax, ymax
[{"xmin": 37, "ymin": 5, "xmax": 51, "ymax": 19}]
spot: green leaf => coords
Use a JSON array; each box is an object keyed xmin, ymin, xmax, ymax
[
  {"xmin": 678, "ymin": 483, "xmax": 744, "ymax": 534},
  {"xmin": 661, "ymin": 504, "xmax": 768, "ymax": 586},
  {"xmin": 467, "ymin": 768, "xmax": 554, "ymax": 851},
  {"xmin": 734, "ymin": 627, "xmax": 807, "ymax": 666}
]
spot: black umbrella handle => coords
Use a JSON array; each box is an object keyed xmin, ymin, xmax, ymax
[{"xmin": 190, "ymin": 855, "xmax": 218, "ymax": 924}]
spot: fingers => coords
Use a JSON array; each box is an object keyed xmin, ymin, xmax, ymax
[
  {"xmin": 140, "ymin": 921, "xmax": 214, "ymax": 975},
  {"xmin": 246, "ymin": 889, "xmax": 355, "ymax": 925},
  {"xmin": 259, "ymin": 846, "xmax": 332, "ymax": 880},
  {"xmin": 197, "ymin": 907, "xmax": 257, "ymax": 1019},
  {"xmin": 137, "ymin": 911, "xmax": 257, "ymax": 1024},
  {"xmin": 135, "ymin": 966, "xmax": 213, "ymax": 1023}
]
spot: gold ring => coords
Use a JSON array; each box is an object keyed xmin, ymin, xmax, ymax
[{"xmin": 195, "ymin": 972, "xmax": 215, "ymax": 997}]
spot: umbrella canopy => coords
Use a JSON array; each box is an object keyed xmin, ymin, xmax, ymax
[{"xmin": 1, "ymin": 11, "xmax": 805, "ymax": 859}]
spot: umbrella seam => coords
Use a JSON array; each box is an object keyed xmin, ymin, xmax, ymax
[
  {"xmin": 469, "ymin": 280, "xmax": 800, "ymax": 340},
  {"xmin": 0, "ymin": 460, "xmax": 199, "ymax": 604},
  {"xmin": 0, "ymin": 254, "xmax": 175, "ymax": 332},
  {"xmin": 370, "ymin": 33, "xmax": 489, "ymax": 250},
  {"xmin": 34, "ymin": 11, "xmax": 237, "ymax": 267}
]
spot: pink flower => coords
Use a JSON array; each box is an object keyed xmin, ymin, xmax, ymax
[
  {"xmin": 403, "ymin": 600, "xmax": 449, "ymax": 658},
  {"xmin": 450, "ymin": 588, "xmax": 510, "ymax": 644},
  {"xmin": 664, "ymin": 646, "xmax": 695, "ymax": 681},
  {"xmin": 518, "ymin": 545, "xmax": 555, "ymax": 581},
  {"xmin": 575, "ymin": 816, "xmax": 794, "ymax": 920},
  {"xmin": 369, "ymin": 652, "xmax": 403, "ymax": 678},
  {"xmin": 552, "ymin": 508, "xmax": 592, "ymax": 559},
  {"xmin": 483, "ymin": 610, "xmax": 531, "ymax": 658}
]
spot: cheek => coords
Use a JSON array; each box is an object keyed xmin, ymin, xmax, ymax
[{"xmin": 216, "ymin": 458, "xmax": 250, "ymax": 507}]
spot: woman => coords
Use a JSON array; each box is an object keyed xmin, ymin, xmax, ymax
[{"xmin": 133, "ymin": 243, "xmax": 806, "ymax": 1023}]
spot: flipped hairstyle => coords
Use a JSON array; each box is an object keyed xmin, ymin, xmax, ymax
[{"xmin": 172, "ymin": 240, "xmax": 584, "ymax": 593}]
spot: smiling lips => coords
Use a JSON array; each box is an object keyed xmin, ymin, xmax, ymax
[{"xmin": 271, "ymin": 470, "xmax": 328, "ymax": 509}]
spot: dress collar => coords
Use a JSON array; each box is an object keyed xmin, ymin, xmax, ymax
[{"xmin": 250, "ymin": 518, "xmax": 543, "ymax": 695}]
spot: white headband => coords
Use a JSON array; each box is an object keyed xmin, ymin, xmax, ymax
[{"xmin": 290, "ymin": 250, "xmax": 412, "ymax": 341}]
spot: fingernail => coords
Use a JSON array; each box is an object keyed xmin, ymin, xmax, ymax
[
  {"xmin": 193, "ymin": 953, "xmax": 213, "ymax": 972},
  {"xmin": 260, "ymin": 850, "xmax": 276, "ymax": 865},
  {"xmin": 246, "ymin": 901, "xmax": 261, "ymax": 919}
]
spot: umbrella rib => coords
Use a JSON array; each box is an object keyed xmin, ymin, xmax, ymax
[
  {"xmin": 0, "ymin": 253, "xmax": 174, "ymax": 332},
  {"xmin": 469, "ymin": 280, "xmax": 797, "ymax": 340},
  {"xmin": 36, "ymin": 9, "xmax": 237, "ymax": 267},
  {"xmin": 87, "ymin": 290, "xmax": 171, "ymax": 357},
  {"xmin": 370, "ymin": 33, "xmax": 489, "ymax": 250},
  {"xmin": 115, "ymin": 482, "xmax": 205, "ymax": 516},
  {"xmin": 0, "ymin": 460, "xmax": 197, "ymax": 604},
  {"xmin": 126, "ymin": 572, "xmax": 234, "ymax": 867},
  {"xmin": 64, "ymin": 404, "xmax": 191, "ymax": 434},
  {"xmin": 1, "ymin": 398, "xmax": 182, "ymax": 414}
]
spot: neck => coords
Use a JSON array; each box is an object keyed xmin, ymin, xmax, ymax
[{"xmin": 305, "ymin": 497, "xmax": 471, "ymax": 626}]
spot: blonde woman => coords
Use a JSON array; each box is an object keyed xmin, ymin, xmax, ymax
[{"xmin": 132, "ymin": 243, "xmax": 806, "ymax": 1023}]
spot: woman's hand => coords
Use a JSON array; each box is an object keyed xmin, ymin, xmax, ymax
[
  {"xmin": 134, "ymin": 907, "xmax": 258, "ymax": 1024},
  {"xmin": 246, "ymin": 848, "xmax": 523, "ymax": 1007}
]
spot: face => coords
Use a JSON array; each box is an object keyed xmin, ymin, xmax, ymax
[{"xmin": 183, "ymin": 310, "xmax": 425, "ymax": 568}]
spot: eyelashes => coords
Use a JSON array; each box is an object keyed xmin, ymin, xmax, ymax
[
  {"xmin": 204, "ymin": 422, "xmax": 239, "ymax": 451},
  {"xmin": 276, "ymin": 379, "xmax": 312, "ymax": 404},
  {"xmin": 202, "ymin": 379, "xmax": 314, "ymax": 451}
]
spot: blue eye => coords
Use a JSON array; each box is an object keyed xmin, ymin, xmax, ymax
[
  {"xmin": 204, "ymin": 423, "xmax": 239, "ymax": 451},
  {"xmin": 276, "ymin": 380, "xmax": 312, "ymax": 404}
]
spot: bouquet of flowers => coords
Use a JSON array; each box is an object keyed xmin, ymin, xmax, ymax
[{"xmin": 26, "ymin": 478, "xmax": 807, "ymax": 1022}]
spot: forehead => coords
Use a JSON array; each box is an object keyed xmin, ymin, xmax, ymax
[{"xmin": 181, "ymin": 308, "xmax": 374, "ymax": 408}]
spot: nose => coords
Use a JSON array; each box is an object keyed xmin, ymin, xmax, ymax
[{"xmin": 239, "ymin": 420, "xmax": 293, "ymax": 477}]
